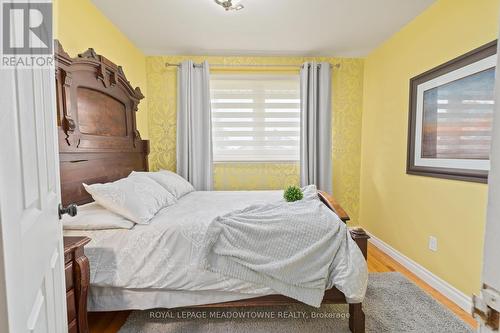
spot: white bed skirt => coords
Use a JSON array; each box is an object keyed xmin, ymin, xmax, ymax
[{"xmin": 88, "ymin": 286, "xmax": 273, "ymax": 311}]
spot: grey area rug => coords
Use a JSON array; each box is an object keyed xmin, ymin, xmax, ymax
[{"xmin": 118, "ymin": 272, "xmax": 472, "ymax": 333}]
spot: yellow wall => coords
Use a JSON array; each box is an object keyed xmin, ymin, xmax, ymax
[
  {"xmin": 53, "ymin": 0, "xmax": 149, "ymax": 138},
  {"xmin": 146, "ymin": 56, "xmax": 364, "ymax": 223},
  {"xmin": 214, "ymin": 163, "xmax": 300, "ymax": 190},
  {"xmin": 359, "ymin": 0, "xmax": 499, "ymax": 296}
]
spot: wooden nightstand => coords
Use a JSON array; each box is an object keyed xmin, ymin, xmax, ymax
[{"xmin": 64, "ymin": 236, "xmax": 91, "ymax": 333}]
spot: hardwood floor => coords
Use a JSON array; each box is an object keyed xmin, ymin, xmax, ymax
[
  {"xmin": 89, "ymin": 311, "xmax": 130, "ymax": 333},
  {"xmin": 88, "ymin": 243, "xmax": 477, "ymax": 332}
]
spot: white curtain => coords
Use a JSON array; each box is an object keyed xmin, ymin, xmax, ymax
[
  {"xmin": 176, "ymin": 60, "xmax": 213, "ymax": 190},
  {"xmin": 300, "ymin": 62, "xmax": 333, "ymax": 193}
]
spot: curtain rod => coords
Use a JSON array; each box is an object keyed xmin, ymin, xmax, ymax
[{"xmin": 164, "ymin": 62, "xmax": 341, "ymax": 69}]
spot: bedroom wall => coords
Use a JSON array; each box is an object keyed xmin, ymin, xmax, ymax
[
  {"xmin": 146, "ymin": 56, "xmax": 364, "ymax": 223},
  {"xmin": 359, "ymin": 0, "xmax": 499, "ymax": 296},
  {"xmin": 53, "ymin": 0, "xmax": 149, "ymax": 138}
]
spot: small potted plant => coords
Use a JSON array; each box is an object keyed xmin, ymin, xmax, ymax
[{"xmin": 283, "ymin": 185, "xmax": 303, "ymax": 202}]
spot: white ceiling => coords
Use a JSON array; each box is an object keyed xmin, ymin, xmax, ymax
[{"xmin": 91, "ymin": 0, "xmax": 436, "ymax": 57}]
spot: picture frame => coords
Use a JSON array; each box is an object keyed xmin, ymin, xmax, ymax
[{"xmin": 407, "ymin": 41, "xmax": 498, "ymax": 183}]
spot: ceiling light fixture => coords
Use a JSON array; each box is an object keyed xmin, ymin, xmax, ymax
[{"xmin": 214, "ymin": 0, "xmax": 244, "ymax": 11}]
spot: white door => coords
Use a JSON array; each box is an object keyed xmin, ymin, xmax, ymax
[
  {"xmin": 0, "ymin": 55, "xmax": 67, "ymax": 332},
  {"xmin": 475, "ymin": 17, "xmax": 500, "ymax": 332}
]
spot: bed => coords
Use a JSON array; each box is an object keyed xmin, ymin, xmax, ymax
[{"xmin": 55, "ymin": 41, "xmax": 369, "ymax": 333}]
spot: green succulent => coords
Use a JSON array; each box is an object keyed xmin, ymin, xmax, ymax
[{"xmin": 283, "ymin": 185, "xmax": 303, "ymax": 202}]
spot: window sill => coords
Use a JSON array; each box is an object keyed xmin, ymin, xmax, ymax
[{"xmin": 213, "ymin": 161, "xmax": 300, "ymax": 164}]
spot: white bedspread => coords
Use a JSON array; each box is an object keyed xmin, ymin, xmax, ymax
[
  {"xmin": 64, "ymin": 190, "xmax": 367, "ymax": 309},
  {"xmin": 198, "ymin": 186, "xmax": 367, "ymax": 306},
  {"xmin": 65, "ymin": 191, "xmax": 283, "ymax": 295}
]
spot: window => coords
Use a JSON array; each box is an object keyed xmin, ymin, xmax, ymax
[
  {"xmin": 210, "ymin": 74, "xmax": 300, "ymax": 162},
  {"xmin": 407, "ymin": 41, "xmax": 497, "ymax": 183}
]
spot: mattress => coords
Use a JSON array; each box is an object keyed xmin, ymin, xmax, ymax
[{"xmin": 65, "ymin": 190, "xmax": 284, "ymax": 311}]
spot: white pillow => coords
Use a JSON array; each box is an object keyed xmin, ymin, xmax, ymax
[
  {"xmin": 62, "ymin": 202, "xmax": 135, "ymax": 230},
  {"xmin": 130, "ymin": 170, "xmax": 194, "ymax": 199},
  {"xmin": 83, "ymin": 175, "xmax": 176, "ymax": 224}
]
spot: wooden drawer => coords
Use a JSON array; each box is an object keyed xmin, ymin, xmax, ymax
[
  {"xmin": 66, "ymin": 289, "xmax": 76, "ymax": 323},
  {"xmin": 65, "ymin": 263, "xmax": 73, "ymax": 291}
]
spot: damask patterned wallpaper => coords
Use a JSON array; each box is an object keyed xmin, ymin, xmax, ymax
[
  {"xmin": 146, "ymin": 56, "xmax": 364, "ymax": 223},
  {"xmin": 213, "ymin": 162, "xmax": 300, "ymax": 190}
]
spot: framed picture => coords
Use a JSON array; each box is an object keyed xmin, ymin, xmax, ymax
[{"xmin": 407, "ymin": 41, "xmax": 497, "ymax": 183}]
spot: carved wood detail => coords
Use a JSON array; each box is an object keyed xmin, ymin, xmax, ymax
[
  {"xmin": 55, "ymin": 40, "xmax": 149, "ymax": 205},
  {"xmin": 75, "ymin": 253, "xmax": 90, "ymax": 333},
  {"xmin": 64, "ymin": 236, "xmax": 91, "ymax": 333}
]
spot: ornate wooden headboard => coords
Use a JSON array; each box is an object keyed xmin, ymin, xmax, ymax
[{"xmin": 55, "ymin": 40, "xmax": 149, "ymax": 206}]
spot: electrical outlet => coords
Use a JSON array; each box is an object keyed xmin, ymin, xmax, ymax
[{"xmin": 429, "ymin": 236, "xmax": 438, "ymax": 252}]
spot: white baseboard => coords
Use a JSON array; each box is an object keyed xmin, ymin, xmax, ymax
[{"xmin": 367, "ymin": 232, "xmax": 473, "ymax": 313}]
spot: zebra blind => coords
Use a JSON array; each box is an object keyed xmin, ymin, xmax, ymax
[
  {"xmin": 421, "ymin": 67, "xmax": 495, "ymax": 160},
  {"xmin": 210, "ymin": 74, "xmax": 300, "ymax": 162}
]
